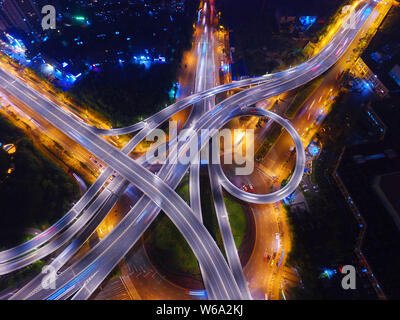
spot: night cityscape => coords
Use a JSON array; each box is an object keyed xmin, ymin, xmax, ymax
[{"xmin": 0, "ymin": 0, "xmax": 399, "ymax": 311}]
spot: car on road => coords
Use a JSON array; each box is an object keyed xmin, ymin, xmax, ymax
[{"xmin": 270, "ymin": 252, "xmax": 277, "ymax": 266}]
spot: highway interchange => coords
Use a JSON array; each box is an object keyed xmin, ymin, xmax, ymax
[{"xmin": 0, "ymin": 0, "xmax": 384, "ymax": 300}]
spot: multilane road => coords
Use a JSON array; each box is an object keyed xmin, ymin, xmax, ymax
[{"xmin": 0, "ymin": 0, "xmax": 379, "ymax": 300}]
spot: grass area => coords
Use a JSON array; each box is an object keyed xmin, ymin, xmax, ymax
[
  {"xmin": 281, "ymin": 173, "xmax": 293, "ymax": 189},
  {"xmin": 144, "ymin": 175, "xmax": 200, "ymax": 275},
  {"xmin": 145, "ymin": 175, "xmax": 248, "ymax": 276},
  {"xmin": 104, "ymin": 266, "xmax": 121, "ymax": 282},
  {"xmin": 0, "ymin": 260, "xmax": 45, "ymax": 291},
  {"xmin": 23, "ymin": 234, "xmax": 35, "ymax": 243},
  {"xmin": 150, "ymin": 213, "xmax": 201, "ymax": 275},
  {"xmin": 285, "ymin": 75, "xmax": 325, "ymax": 119},
  {"xmin": 176, "ymin": 175, "xmax": 190, "ymax": 204},
  {"xmin": 0, "ymin": 116, "xmax": 80, "ymax": 248},
  {"xmin": 201, "ymin": 176, "xmax": 224, "ymax": 255},
  {"xmin": 224, "ymin": 195, "xmax": 247, "ymax": 249},
  {"xmin": 255, "ymin": 123, "xmax": 282, "ymax": 161},
  {"xmin": 310, "ymin": 160, "xmax": 318, "ymax": 184},
  {"xmin": 67, "ymin": 63, "xmax": 178, "ymax": 127}
]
